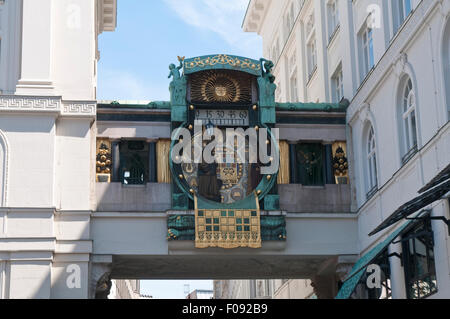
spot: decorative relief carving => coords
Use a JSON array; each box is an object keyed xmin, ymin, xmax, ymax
[
  {"xmin": 189, "ymin": 70, "xmax": 252, "ymax": 103},
  {"xmin": 185, "ymin": 54, "xmax": 261, "ymax": 75},
  {"xmin": 393, "ymin": 52, "xmax": 408, "ymax": 77},
  {"xmin": 63, "ymin": 102, "xmax": 96, "ymax": 116},
  {"xmin": 0, "ymin": 96, "xmax": 96, "ymax": 117},
  {"xmin": 96, "ymin": 139, "xmax": 112, "ymax": 183},
  {"xmin": 0, "ymin": 96, "xmax": 59, "ymax": 110},
  {"xmin": 332, "ymin": 142, "xmax": 349, "ymax": 184}
]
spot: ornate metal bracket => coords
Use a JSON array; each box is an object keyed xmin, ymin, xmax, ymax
[
  {"xmin": 387, "ymin": 252, "xmax": 403, "ymax": 267},
  {"xmin": 405, "ymin": 216, "xmax": 450, "ymax": 236}
]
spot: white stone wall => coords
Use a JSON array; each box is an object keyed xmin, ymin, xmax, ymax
[
  {"xmin": 0, "ymin": 0, "xmax": 116, "ymax": 299},
  {"xmin": 244, "ymin": 0, "xmax": 450, "ymax": 298}
]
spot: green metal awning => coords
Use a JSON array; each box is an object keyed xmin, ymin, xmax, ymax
[
  {"xmin": 368, "ymin": 179, "xmax": 450, "ymax": 236},
  {"xmin": 335, "ymin": 211, "xmax": 425, "ymax": 299},
  {"xmin": 418, "ymin": 163, "xmax": 450, "ymax": 193}
]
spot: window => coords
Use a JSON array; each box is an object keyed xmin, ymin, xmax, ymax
[
  {"xmin": 119, "ymin": 141, "xmax": 150, "ymax": 185},
  {"xmin": 402, "ymin": 218, "xmax": 438, "ymax": 299},
  {"xmin": 327, "ymin": 0, "xmax": 339, "ymax": 41},
  {"xmin": 305, "ymin": 12, "xmax": 316, "ymax": 79},
  {"xmin": 360, "ymin": 24, "xmax": 374, "ymax": 81},
  {"xmin": 275, "ymin": 82, "xmax": 281, "ymax": 102},
  {"xmin": 256, "ymin": 280, "xmax": 272, "ymax": 298},
  {"xmin": 284, "ymin": 2, "xmax": 296, "ymax": 42},
  {"xmin": 393, "ymin": 0, "xmax": 412, "ymax": 33},
  {"xmin": 289, "ymin": 52, "xmax": 298, "ymax": 101},
  {"xmin": 275, "ymin": 81, "xmax": 281, "ymax": 102},
  {"xmin": 400, "ymin": 78, "xmax": 418, "ymax": 163},
  {"xmin": 272, "ymin": 37, "xmax": 280, "ymax": 62},
  {"xmin": 307, "ymin": 37, "xmax": 317, "ymax": 79},
  {"xmin": 332, "ymin": 66, "xmax": 344, "ymax": 103},
  {"xmin": 366, "ymin": 126, "xmax": 378, "ymax": 198},
  {"xmin": 295, "ymin": 143, "xmax": 324, "ymax": 186},
  {"xmin": 306, "ymin": 13, "xmax": 314, "ymax": 38},
  {"xmin": 290, "ymin": 73, "xmax": 298, "ymax": 102},
  {"xmin": 399, "ymin": 0, "xmax": 412, "ymax": 21}
]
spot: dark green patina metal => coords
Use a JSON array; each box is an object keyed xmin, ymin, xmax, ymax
[
  {"xmin": 99, "ymin": 100, "xmax": 348, "ymax": 113},
  {"xmin": 104, "ymin": 101, "xmax": 171, "ymax": 110},
  {"xmin": 183, "ymin": 54, "xmax": 262, "ymax": 76},
  {"xmin": 167, "ymin": 215, "xmax": 286, "ymax": 241},
  {"xmin": 276, "ymin": 101, "xmax": 349, "ymax": 112}
]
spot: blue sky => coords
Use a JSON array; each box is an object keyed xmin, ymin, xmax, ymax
[
  {"xmin": 97, "ymin": 0, "xmax": 262, "ymax": 102},
  {"xmin": 97, "ymin": 0, "xmax": 262, "ymax": 299}
]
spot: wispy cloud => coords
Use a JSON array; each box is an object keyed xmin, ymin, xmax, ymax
[{"xmin": 164, "ymin": 0, "xmax": 262, "ymax": 57}]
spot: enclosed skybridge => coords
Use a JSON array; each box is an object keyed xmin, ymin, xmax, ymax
[{"xmin": 92, "ymin": 54, "xmax": 356, "ymax": 298}]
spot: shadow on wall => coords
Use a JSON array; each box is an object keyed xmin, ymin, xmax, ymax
[
  {"xmin": 0, "ymin": 115, "xmax": 55, "ymax": 134},
  {"xmin": 278, "ymin": 184, "xmax": 352, "ymax": 213},
  {"xmin": 95, "ymin": 182, "xmax": 172, "ymax": 212},
  {"xmin": 5, "ymin": 261, "xmax": 52, "ymax": 299}
]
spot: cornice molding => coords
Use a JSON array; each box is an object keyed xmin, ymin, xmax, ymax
[
  {"xmin": 97, "ymin": 0, "xmax": 117, "ymax": 34},
  {"xmin": 0, "ymin": 95, "xmax": 60, "ymax": 112},
  {"xmin": 242, "ymin": 0, "xmax": 270, "ymax": 34},
  {"xmin": 0, "ymin": 96, "xmax": 97, "ymax": 118},
  {"xmin": 62, "ymin": 101, "xmax": 97, "ymax": 117}
]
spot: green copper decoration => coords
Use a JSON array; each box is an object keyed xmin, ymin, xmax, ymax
[
  {"xmin": 104, "ymin": 101, "xmax": 171, "ymax": 109},
  {"xmin": 257, "ymin": 58, "xmax": 277, "ymax": 108},
  {"xmin": 168, "ymin": 215, "xmax": 286, "ymax": 241},
  {"xmin": 168, "ymin": 57, "xmax": 187, "ymax": 107},
  {"xmin": 276, "ymin": 100, "xmax": 349, "ymax": 112},
  {"xmin": 184, "ymin": 54, "xmax": 261, "ymax": 76}
]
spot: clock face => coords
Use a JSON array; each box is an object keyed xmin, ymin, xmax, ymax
[
  {"xmin": 195, "ymin": 109, "xmax": 249, "ymax": 126},
  {"xmin": 181, "ymin": 129, "xmax": 252, "ymax": 204}
]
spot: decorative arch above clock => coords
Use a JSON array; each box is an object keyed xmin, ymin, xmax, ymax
[{"xmin": 188, "ymin": 70, "xmax": 254, "ymax": 104}]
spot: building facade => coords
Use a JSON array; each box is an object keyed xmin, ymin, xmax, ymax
[
  {"xmin": 0, "ymin": 0, "xmax": 117, "ymax": 299},
  {"xmin": 109, "ymin": 280, "xmax": 143, "ymax": 299},
  {"xmin": 0, "ymin": 0, "xmax": 448, "ymax": 300},
  {"xmin": 214, "ymin": 279, "xmax": 315, "ymax": 299},
  {"xmin": 186, "ymin": 289, "xmax": 214, "ymax": 299},
  {"xmin": 221, "ymin": 0, "xmax": 450, "ymax": 299}
]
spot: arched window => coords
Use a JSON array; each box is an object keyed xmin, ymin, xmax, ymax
[
  {"xmin": 392, "ymin": 0, "xmax": 412, "ymax": 34},
  {"xmin": 366, "ymin": 126, "xmax": 378, "ymax": 197},
  {"xmin": 400, "ymin": 78, "xmax": 418, "ymax": 162}
]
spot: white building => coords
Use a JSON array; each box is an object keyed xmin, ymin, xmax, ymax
[
  {"xmin": 0, "ymin": 0, "xmax": 117, "ymax": 299},
  {"xmin": 219, "ymin": 0, "xmax": 450, "ymax": 299},
  {"xmin": 109, "ymin": 280, "xmax": 142, "ymax": 299},
  {"xmin": 186, "ymin": 289, "xmax": 214, "ymax": 299},
  {"xmin": 214, "ymin": 279, "xmax": 315, "ymax": 299},
  {"xmin": 0, "ymin": 0, "xmax": 449, "ymax": 300}
]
